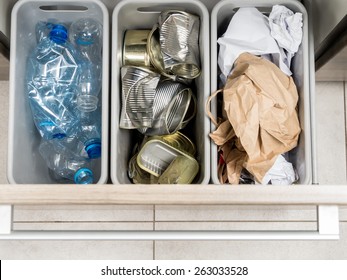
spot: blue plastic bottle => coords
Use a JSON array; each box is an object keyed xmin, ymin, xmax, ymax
[
  {"xmin": 69, "ymin": 18, "xmax": 103, "ymax": 159},
  {"xmin": 58, "ymin": 113, "xmax": 101, "ymax": 160},
  {"xmin": 27, "ymin": 24, "xmax": 80, "ymax": 139},
  {"xmin": 39, "ymin": 138, "xmax": 94, "ymax": 184},
  {"xmin": 35, "ymin": 21, "xmax": 55, "ymax": 43},
  {"xmin": 77, "ymin": 108, "xmax": 102, "ymax": 159},
  {"xmin": 70, "ymin": 18, "xmax": 102, "ymax": 113}
]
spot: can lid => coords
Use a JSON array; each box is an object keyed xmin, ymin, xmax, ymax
[
  {"xmin": 74, "ymin": 168, "xmax": 93, "ymax": 184},
  {"xmin": 136, "ymin": 132, "xmax": 196, "ymax": 177},
  {"xmin": 49, "ymin": 24, "xmax": 68, "ymax": 44}
]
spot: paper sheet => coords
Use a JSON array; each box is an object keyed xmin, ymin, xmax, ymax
[{"xmin": 217, "ymin": 7, "xmax": 292, "ymax": 81}]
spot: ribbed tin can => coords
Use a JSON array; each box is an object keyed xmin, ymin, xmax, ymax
[
  {"xmin": 119, "ymin": 66, "xmax": 160, "ymax": 129},
  {"xmin": 158, "ymin": 10, "xmax": 201, "ymax": 79},
  {"xmin": 139, "ymin": 79, "xmax": 196, "ymax": 135}
]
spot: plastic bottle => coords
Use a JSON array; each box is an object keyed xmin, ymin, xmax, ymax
[
  {"xmin": 77, "ymin": 108, "xmax": 102, "ymax": 159},
  {"xmin": 27, "ymin": 24, "xmax": 81, "ymax": 139},
  {"xmin": 35, "ymin": 21, "xmax": 55, "ymax": 43},
  {"xmin": 39, "ymin": 138, "xmax": 95, "ymax": 184},
  {"xmin": 70, "ymin": 18, "xmax": 102, "ymax": 112}
]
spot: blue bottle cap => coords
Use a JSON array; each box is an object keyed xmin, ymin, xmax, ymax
[
  {"xmin": 49, "ymin": 24, "xmax": 68, "ymax": 44},
  {"xmin": 52, "ymin": 133, "xmax": 66, "ymax": 139},
  {"xmin": 74, "ymin": 168, "xmax": 93, "ymax": 184},
  {"xmin": 85, "ymin": 139, "xmax": 101, "ymax": 159}
]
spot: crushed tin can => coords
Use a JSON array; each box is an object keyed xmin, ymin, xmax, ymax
[
  {"xmin": 120, "ymin": 66, "xmax": 196, "ymax": 134},
  {"xmin": 138, "ymin": 79, "xmax": 196, "ymax": 135},
  {"xmin": 123, "ymin": 30, "xmax": 152, "ymax": 67},
  {"xmin": 128, "ymin": 153, "xmax": 159, "ymax": 184},
  {"xmin": 158, "ymin": 155, "xmax": 199, "ymax": 184},
  {"xmin": 120, "ymin": 66, "xmax": 160, "ymax": 129},
  {"xmin": 156, "ymin": 10, "xmax": 201, "ymax": 80},
  {"xmin": 149, "ymin": 131, "xmax": 196, "ymax": 156}
]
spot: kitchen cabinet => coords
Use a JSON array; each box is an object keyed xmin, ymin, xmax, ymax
[{"xmin": 0, "ymin": 0, "xmax": 346, "ymax": 241}]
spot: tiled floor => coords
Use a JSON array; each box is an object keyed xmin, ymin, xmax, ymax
[{"xmin": 0, "ymin": 79, "xmax": 347, "ymax": 259}]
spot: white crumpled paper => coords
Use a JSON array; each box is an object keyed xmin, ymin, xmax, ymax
[
  {"xmin": 269, "ymin": 5, "xmax": 303, "ymax": 69},
  {"xmin": 262, "ymin": 155, "xmax": 297, "ymax": 185},
  {"xmin": 269, "ymin": 5, "xmax": 303, "ymax": 54},
  {"xmin": 217, "ymin": 7, "xmax": 292, "ymax": 81}
]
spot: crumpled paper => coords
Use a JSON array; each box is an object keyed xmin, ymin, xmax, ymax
[
  {"xmin": 269, "ymin": 5, "xmax": 303, "ymax": 68},
  {"xmin": 262, "ymin": 154, "xmax": 297, "ymax": 185},
  {"xmin": 269, "ymin": 5, "xmax": 303, "ymax": 54},
  {"xmin": 210, "ymin": 52, "xmax": 301, "ymax": 184},
  {"xmin": 217, "ymin": 7, "xmax": 292, "ymax": 82}
]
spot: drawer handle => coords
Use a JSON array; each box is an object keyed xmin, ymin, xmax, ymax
[{"xmin": 0, "ymin": 205, "xmax": 340, "ymax": 240}]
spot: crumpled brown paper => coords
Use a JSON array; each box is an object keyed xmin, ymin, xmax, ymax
[{"xmin": 209, "ymin": 52, "xmax": 301, "ymax": 184}]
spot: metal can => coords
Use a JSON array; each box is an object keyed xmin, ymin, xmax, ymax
[
  {"xmin": 136, "ymin": 132, "xmax": 197, "ymax": 177},
  {"xmin": 158, "ymin": 155, "xmax": 199, "ymax": 184},
  {"xmin": 123, "ymin": 30, "xmax": 152, "ymax": 67},
  {"xmin": 157, "ymin": 10, "xmax": 201, "ymax": 79},
  {"xmin": 119, "ymin": 66, "xmax": 160, "ymax": 129},
  {"xmin": 138, "ymin": 79, "xmax": 196, "ymax": 135}
]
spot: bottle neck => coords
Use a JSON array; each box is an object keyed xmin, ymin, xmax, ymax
[{"xmin": 74, "ymin": 168, "xmax": 94, "ymax": 184}]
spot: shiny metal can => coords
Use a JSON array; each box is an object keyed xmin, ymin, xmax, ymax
[
  {"xmin": 138, "ymin": 79, "xmax": 196, "ymax": 135},
  {"xmin": 123, "ymin": 30, "xmax": 152, "ymax": 67},
  {"xmin": 158, "ymin": 155, "xmax": 199, "ymax": 184},
  {"xmin": 136, "ymin": 131, "xmax": 197, "ymax": 177},
  {"xmin": 120, "ymin": 66, "xmax": 160, "ymax": 129},
  {"xmin": 149, "ymin": 131, "xmax": 196, "ymax": 156},
  {"xmin": 158, "ymin": 10, "xmax": 201, "ymax": 79},
  {"xmin": 128, "ymin": 153, "xmax": 159, "ymax": 184}
]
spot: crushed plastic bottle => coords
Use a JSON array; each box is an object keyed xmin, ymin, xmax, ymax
[
  {"xmin": 72, "ymin": 108, "xmax": 102, "ymax": 159},
  {"xmin": 39, "ymin": 138, "xmax": 94, "ymax": 184},
  {"xmin": 28, "ymin": 20, "xmax": 103, "ymax": 184},
  {"xmin": 35, "ymin": 21, "xmax": 55, "ymax": 43},
  {"xmin": 70, "ymin": 18, "xmax": 102, "ymax": 112},
  {"xmin": 27, "ymin": 23, "xmax": 81, "ymax": 139}
]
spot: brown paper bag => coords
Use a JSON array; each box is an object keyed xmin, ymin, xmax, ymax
[{"xmin": 210, "ymin": 52, "xmax": 301, "ymax": 183}]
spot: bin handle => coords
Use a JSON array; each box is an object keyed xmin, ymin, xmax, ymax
[
  {"xmin": 39, "ymin": 5, "xmax": 88, "ymax": 12},
  {"xmin": 0, "ymin": 205, "xmax": 339, "ymax": 240}
]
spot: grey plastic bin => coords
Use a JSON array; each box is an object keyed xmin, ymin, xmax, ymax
[
  {"xmin": 210, "ymin": 0, "xmax": 312, "ymax": 185},
  {"xmin": 7, "ymin": 0, "xmax": 109, "ymax": 184},
  {"xmin": 111, "ymin": 0, "xmax": 210, "ymax": 184}
]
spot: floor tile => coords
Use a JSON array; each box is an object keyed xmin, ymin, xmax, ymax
[
  {"xmin": 338, "ymin": 206, "xmax": 347, "ymax": 222},
  {"xmin": 154, "ymin": 223, "xmax": 347, "ymax": 260},
  {"xmin": 0, "ymin": 241, "xmax": 154, "ymax": 260},
  {"xmin": 315, "ymin": 82, "xmax": 346, "ymax": 184},
  {"xmin": 0, "ymin": 52, "xmax": 9, "ymax": 81}
]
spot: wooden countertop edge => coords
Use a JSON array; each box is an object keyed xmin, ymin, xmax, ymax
[{"xmin": 0, "ymin": 184, "xmax": 347, "ymax": 205}]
